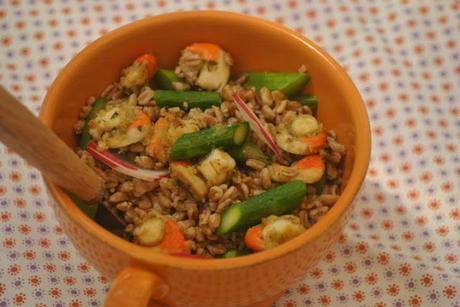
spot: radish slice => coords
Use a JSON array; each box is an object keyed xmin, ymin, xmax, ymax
[
  {"xmin": 87, "ymin": 142, "xmax": 169, "ymax": 181},
  {"xmin": 233, "ymin": 95, "xmax": 286, "ymax": 163}
]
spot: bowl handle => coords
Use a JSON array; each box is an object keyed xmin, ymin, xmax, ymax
[{"xmin": 104, "ymin": 267, "xmax": 169, "ymax": 307}]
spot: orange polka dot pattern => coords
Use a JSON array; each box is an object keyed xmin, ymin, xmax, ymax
[{"xmin": 1, "ymin": 0, "xmax": 460, "ymax": 306}]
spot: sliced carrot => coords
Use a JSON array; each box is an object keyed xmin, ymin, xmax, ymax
[
  {"xmin": 136, "ymin": 54, "xmax": 157, "ymax": 77},
  {"xmin": 185, "ymin": 43, "xmax": 221, "ymax": 61},
  {"xmin": 129, "ymin": 110, "xmax": 150, "ymax": 129},
  {"xmin": 244, "ymin": 225, "xmax": 264, "ymax": 252},
  {"xmin": 301, "ymin": 131, "xmax": 327, "ymax": 153},
  {"xmin": 159, "ymin": 220, "xmax": 187, "ymax": 253},
  {"xmin": 295, "ymin": 155, "xmax": 325, "ymax": 170}
]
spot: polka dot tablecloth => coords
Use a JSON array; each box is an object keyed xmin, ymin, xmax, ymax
[{"xmin": 1, "ymin": 0, "xmax": 460, "ymax": 306}]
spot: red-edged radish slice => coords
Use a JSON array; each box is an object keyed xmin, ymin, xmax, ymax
[
  {"xmin": 233, "ymin": 95, "xmax": 286, "ymax": 163},
  {"xmin": 87, "ymin": 142, "xmax": 169, "ymax": 181}
]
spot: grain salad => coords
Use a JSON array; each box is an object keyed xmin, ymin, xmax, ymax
[{"xmin": 73, "ymin": 43, "xmax": 346, "ymax": 258}]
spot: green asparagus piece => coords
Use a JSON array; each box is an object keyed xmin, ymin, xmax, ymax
[
  {"xmin": 217, "ymin": 181, "xmax": 307, "ymax": 235},
  {"xmin": 220, "ymin": 249, "xmax": 251, "ymax": 258},
  {"xmin": 169, "ymin": 122, "xmax": 249, "ymax": 160},
  {"xmin": 293, "ymin": 94, "xmax": 318, "ymax": 114},
  {"xmin": 154, "ymin": 69, "xmax": 183, "ymax": 90},
  {"xmin": 244, "ymin": 72, "xmax": 310, "ymax": 96},
  {"xmin": 153, "ymin": 90, "xmax": 221, "ymax": 109}
]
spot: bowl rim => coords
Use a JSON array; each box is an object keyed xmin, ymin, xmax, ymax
[{"xmin": 40, "ymin": 10, "xmax": 371, "ymax": 271}]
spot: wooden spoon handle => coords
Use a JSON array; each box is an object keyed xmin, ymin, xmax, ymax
[{"xmin": 0, "ymin": 85, "xmax": 104, "ymax": 202}]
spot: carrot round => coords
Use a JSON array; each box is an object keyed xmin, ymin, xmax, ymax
[
  {"xmin": 295, "ymin": 155, "xmax": 325, "ymax": 170},
  {"xmin": 185, "ymin": 43, "xmax": 221, "ymax": 61},
  {"xmin": 136, "ymin": 54, "xmax": 157, "ymax": 77},
  {"xmin": 159, "ymin": 220, "xmax": 187, "ymax": 253},
  {"xmin": 244, "ymin": 225, "xmax": 264, "ymax": 251},
  {"xmin": 301, "ymin": 131, "xmax": 327, "ymax": 152}
]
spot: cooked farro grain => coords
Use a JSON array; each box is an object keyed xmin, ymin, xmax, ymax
[
  {"xmin": 260, "ymin": 168, "xmax": 272, "ymax": 189},
  {"xmin": 134, "ymin": 155, "xmax": 155, "ymax": 169},
  {"xmin": 245, "ymin": 159, "xmax": 266, "ymax": 170},
  {"xmin": 109, "ymin": 192, "xmax": 128, "ymax": 203}
]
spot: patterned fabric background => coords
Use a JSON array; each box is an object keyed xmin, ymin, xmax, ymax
[{"xmin": 1, "ymin": 0, "xmax": 460, "ymax": 306}]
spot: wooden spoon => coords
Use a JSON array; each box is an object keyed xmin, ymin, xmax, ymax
[{"xmin": 0, "ymin": 85, "xmax": 104, "ymax": 202}]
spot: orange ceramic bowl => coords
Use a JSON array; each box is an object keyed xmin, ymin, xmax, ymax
[{"xmin": 40, "ymin": 11, "xmax": 370, "ymax": 307}]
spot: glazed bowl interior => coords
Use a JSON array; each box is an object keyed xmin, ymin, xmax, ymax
[{"xmin": 41, "ymin": 11, "xmax": 370, "ymax": 269}]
